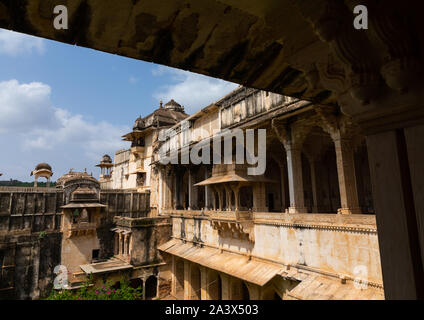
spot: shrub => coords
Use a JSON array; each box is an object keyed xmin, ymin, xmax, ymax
[{"xmin": 45, "ymin": 276, "xmax": 143, "ymax": 300}]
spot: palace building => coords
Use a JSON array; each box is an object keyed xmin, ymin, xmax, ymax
[{"xmin": 0, "ymin": 87, "xmax": 384, "ymax": 300}]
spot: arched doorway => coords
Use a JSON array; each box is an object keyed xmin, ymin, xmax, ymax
[
  {"xmin": 265, "ymin": 158, "xmax": 283, "ymax": 212},
  {"xmin": 239, "ymin": 186, "xmax": 253, "ymax": 210},
  {"xmin": 207, "ymin": 270, "xmax": 222, "ymax": 300},
  {"xmin": 145, "ymin": 276, "xmax": 157, "ymax": 300},
  {"xmin": 302, "ymin": 126, "xmax": 340, "ymax": 213}
]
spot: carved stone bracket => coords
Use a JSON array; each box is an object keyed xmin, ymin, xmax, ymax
[
  {"xmin": 315, "ymin": 105, "xmax": 358, "ymax": 142},
  {"xmin": 209, "ymin": 211, "xmax": 255, "ymax": 242},
  {"xmin": 271, "ymin": 118, "xmax": 310, "ymax": 151}
]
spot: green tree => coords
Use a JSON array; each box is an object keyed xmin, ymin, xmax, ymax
[{"xmin": 45, "ymin": 276, "xmax": 143, "ymax": 300}]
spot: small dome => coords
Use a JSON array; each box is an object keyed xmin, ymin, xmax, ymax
[
  {"xmin": 101, "ymin": 154, "xmax": 112, "ymax": 164},
  {"xmin": 164, "ymin": 99, "xmax": 182, "ymax": 110},
  {"xmin": 35, "ymin": 163, "xmax": 52, "ymax": 171},
  {"xmin": 133, "ymin": 116, "xmax": 145, "ymax": 130}
]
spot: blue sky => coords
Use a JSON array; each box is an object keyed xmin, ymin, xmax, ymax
[{"xmin": 0, "ymin": 29, "xmax": 237, "ymax": 181}]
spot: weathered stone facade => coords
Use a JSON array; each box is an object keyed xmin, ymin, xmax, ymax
[{"xmin": 0, "ymin": 84, "xmax": 385, "ymax": 300}]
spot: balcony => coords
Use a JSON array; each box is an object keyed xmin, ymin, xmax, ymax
[
  {"xmin": 208, "ymin": 210, "xmax": 254, "ymax": 243},
  {"xmin": 131, "ymin": 146, "xmax": 144, "ymax": 157},
  {"xmin": 67, "ymin": 222, "xmax": 97, "ymax": 237}
]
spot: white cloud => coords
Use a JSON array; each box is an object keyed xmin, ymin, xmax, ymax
[
  {"xmin": 152, "ymin": 66, "xmax": 238, "ymax": 114},
  {"xmin": 129, "ymin": 76, "xmax": 138, "ymax": 84},
  {"xmin": 0, "ymin": 80, "xmax": 130, "ymax": 181},
  {"xmin": 0, "ymin": 29, "xmax": 45, "ymax": 56}
]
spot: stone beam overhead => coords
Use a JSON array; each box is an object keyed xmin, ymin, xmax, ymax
[{"xmin": 2, "ymin": 1, "xmax": 422, "ymax": 107}]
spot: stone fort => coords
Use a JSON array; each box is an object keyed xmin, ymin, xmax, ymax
[{"xmin": 1, "ymin": 87, "xmax": 383, "ymax": 300}]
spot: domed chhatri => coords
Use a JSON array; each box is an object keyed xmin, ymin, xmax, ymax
[
  {"xmin": 96, "ymin": 154, "xmax": 113, "ymax": 179},
  {"xmin": 100, "ymin": 154, "xmax": 112, "ymax": 164},
  {"xmin": 31, "ymin": 162, "xmax": 53, "ymax": 187},
  {"xmin": 35, "ymin": 162, "xmax": 52, "ymax": 171},
  {"xmin": 133, "ymin": 116, "xmax": 145, "ymax": 130},
  {"xmin": 164, "ymin": 99, "xmax": 183, "ymax": 110}
]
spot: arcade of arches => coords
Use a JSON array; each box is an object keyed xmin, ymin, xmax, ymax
[
  {"xmin": 158, "ymin": 103, "xmax": 381, "ymax": 300},
  {"xmin": 171, "ymin": 258, "xmax": 286, "ymax": 300},
  {"xmin": 159, "ymin": 109, "xmax": 373, "ymax": 216}
]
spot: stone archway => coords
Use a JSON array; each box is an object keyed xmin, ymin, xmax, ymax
[
  {"xmin": 302, "ymin": 126, "xmax": 340, "ymax": 213},
  {"xmin": 145, "ymin": 275, "xmax": 157, "ymax": 300},
  {"xmin": 207, "ymin": 270, "xmax": 222, "ymax": 300}
]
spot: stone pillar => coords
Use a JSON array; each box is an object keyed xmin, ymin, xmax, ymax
[
  {"xmin": 46, "ymin": 177, "xmax": 51, "ymax": 188},
  {"xmin": 220, "ymin": 273, "xmax": 231, "ymax": 300},
  {"xmin": 307, "ymin": 156, "xmax": 319, "ymax": 213},
  {"xmin": 224, "ymin": 185, "xmax": 232, "ymax": 211},
  {"xmin": 272, "ymin": 120, "xmax": 308, "ymax": 214},
  {"xmin": 367, "ymin": 128, "xmax": 424, "ymax": 299},
  {"xmin": 286, "ymin": 147, "xmax": 307, "ymax": 213},
  {"xmin": 234, "ymin": 185, "xmax": 240, "ymax": 211},
  {"xmin": 34, "ymin": 176, "xmax": 38, "ymax": 188},
  {"xmin": 142, "ymin": 279, "xmax": 146, "ymax": 301},
  {"xmin": 188, "ymin": 169, "xmax": 193, "ymax": 210},
  {"xmin": 171, "ymin": 256, "xmax": 177, "ymax": 296},
  {"xmin": 200, "ymin": 266, "xmax": 208, "ymax": 300},
  {"xmin": 204, "ymin": 169, "xmax": 209, "ymax": 210},
  {"xmin": 118, "ymin": 233, "xmax": 123, "ymax": 256},
  {"xmin": 124, "ymin": 235, "xmax": 128, "ymax": 256},
  {"xmin": 332, "ymin": 133, "xmax": 361, "ymax": 214},
  {"xmin": 184, "ymin": 261, "xmax": 191, "ymax": 300}
]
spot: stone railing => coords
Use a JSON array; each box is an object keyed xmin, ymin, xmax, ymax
[
  {"xmin": 164, "ymin": 209, "xmax": 205, "ymax": 217},
  {"xmin": 209, "ymin": 210, "xmax": 252, "ymax": 221},
  {"xmin": 166, "ymin": 209, "xmax": 377, "ymax": 233}
]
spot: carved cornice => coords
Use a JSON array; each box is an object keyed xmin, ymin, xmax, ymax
[{"xmin": 253, "ymin": 219, "xmax": 377, "ymax": 235}]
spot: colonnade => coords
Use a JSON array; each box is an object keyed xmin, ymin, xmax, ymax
[
  {"xmin": 114, "ymin": 232, "xmax": 131, "ymax": 260},
  {"xmin": 171, "ymin": 257, "xmax": 270, "ymax": 300},
  {"xmin": 158, "ymin": 111, "xmax": 371, "ymax": 215}
]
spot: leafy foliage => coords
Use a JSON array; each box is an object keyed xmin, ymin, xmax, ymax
[{"xmin": 45, "ymin": 276, "xmax": 143, "ymax": 300}]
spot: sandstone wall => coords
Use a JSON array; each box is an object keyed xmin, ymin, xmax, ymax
[
  {"xmin": 170, "ymin": 212, "xmax": 382, "ymax": 285},
  {"xmin": 0, "ymin": 187, "xmax": 63, "ymax": 299}
]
